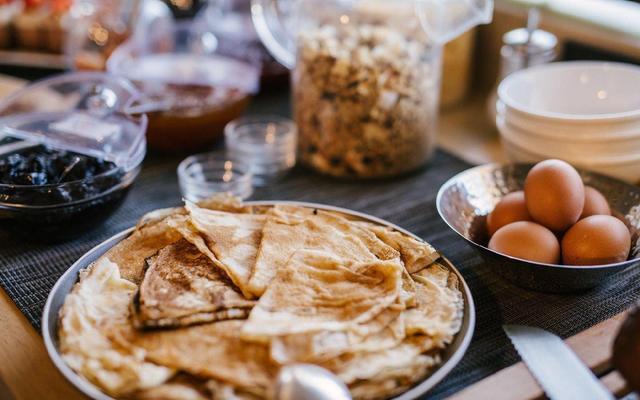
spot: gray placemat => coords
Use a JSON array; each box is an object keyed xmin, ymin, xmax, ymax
[{"xmin": 1, "ymin": 148, "xmax": 639, "ymax": 399}]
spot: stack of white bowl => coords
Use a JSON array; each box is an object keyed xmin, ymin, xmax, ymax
[{"xmin": 496, "ymin": 61, "xmax": 640, "ymax": 183}]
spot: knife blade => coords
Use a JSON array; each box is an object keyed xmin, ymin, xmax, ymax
[{"xmin": 503, "ymin": 325, "xmax": 614, "ymax": 400}]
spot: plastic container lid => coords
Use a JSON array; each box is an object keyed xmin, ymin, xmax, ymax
[
  {"xmin": 0, "ymin": 72, "xmax": 147, "ymax": 171},
  {"xmin": 111, "ymin": 53, "xmax": 260, "ymax": 95},
  {"xmin": 106, "ymin": 22, "xmax": 261, "ymax": 99}
]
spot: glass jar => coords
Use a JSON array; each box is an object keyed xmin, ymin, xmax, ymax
[
  {"xmin": 252, "ymin": 0, "xmax": 493, "ymax": 178},
  {"xmin": 293, "ymin": 10, "xmax": 440, "ymax": 178},
  {"xmin": 106, "ymin": 22, "xmax": 261, "ymax": 153}
]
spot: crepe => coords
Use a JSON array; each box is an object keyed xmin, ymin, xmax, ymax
[
  {"xmin": 357, "ymin": 221, "xmax": 440, "ymax": 273},
  {"xmin": 196, "ymin": 192, "xmax": 254, "ymax": 214},
  {"xmin": 269, "ymin": 306, "xmax": 406, "ymax": 364},
  {"xmin": 127, "ymin": 320, "xmax": 276, "ymax": 398},
  {"xmin": 130, "ymin": 374, "xmax": 210, "ymax": 400},
  {"xmin": 346, "ymin": 349, "xmax": 439, "ymax": 400},
  {"xmin": 104, "ymin": 208, "xmax": 185, "ymax": 283},
  {"xmin": 321, "ymin": 335, "xmax": 439, "ymax": 385},
  {"xmin": 129, "ymin": 373, "xmax": 263, "ymax": 400},
  {"xmin": 58, "ymin": 198, "xmax": 465, "ymax": 400},
  {"xmin": 268, "ymin": 262, "xmax": 460, "ymax": 373},
  {"xmin": 405, "ymin": 262, "xmax": 464, "ymax": 345},
  {"xmin": 206, "ymin": 380, "xmax": 262, "ymax": 400},
  {"xmin": 133, "ymin": 382, "xmax": 208, "ymax": 400},
  {"xmin": 242, "ymin": 249, "xmax": 404, "ymax": 341},
  {"xmin": 169, "ymin": 203, "xmax": 267, "ymax": 298},
  {"xmin": 248, "ymin": 206, "xmax": 400, "ymax": 297},
  {"xmin": 105, "ymin": 194, "xmax": 256, "ymax": 284},
  {"xmin": 59, "ymin": 258, "xmax": 173, "ymax": 396},
  {"xmin": 133, "ymin": 239, "xmax": 255, "ymax": 328}
]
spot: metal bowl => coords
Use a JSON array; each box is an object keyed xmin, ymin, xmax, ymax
[
  {"xmin": 42, "ymin": 201, "xmax": 475, "ymax": 400},
  {"xmin": 436, "ymin": 163, "xmax": 640, "ymax": 293}
]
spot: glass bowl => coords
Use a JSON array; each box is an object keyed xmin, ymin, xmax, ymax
[
  {"xmin": 178, "ymin": 153, "xmax": 253, "ymax": 202},
  {"xmin": 107, "ymin": 22, "xmax": 261, "ymax": 153},
  {"xmin": 0, "ymin": 72, "xmax": 147, "ymax": 241},
  {"xmin": 225, "ymin": 115, "xmax": 296, "ymax": 186},
  {"xmin": 0, "ymin": 163, "xmax": 140, "ymax": 241}
]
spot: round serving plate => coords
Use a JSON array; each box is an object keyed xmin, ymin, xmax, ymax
[{"xmin": 42, "ymin": 201, "xmax": 476, "ymax": 400}]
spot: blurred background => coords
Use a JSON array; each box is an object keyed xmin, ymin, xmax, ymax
[{"xmin": 0, "ymin": 0, "xmax": 638, "ymax": 101}]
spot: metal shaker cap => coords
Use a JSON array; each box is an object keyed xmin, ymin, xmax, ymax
[{"xmin": 503, "ymin": 27, "xmax": 558, "ymax": 55}]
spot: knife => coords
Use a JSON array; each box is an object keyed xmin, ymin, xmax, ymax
[{"xmin": 503, "ymin": 325, "xmax": 614, "ymax": 400}]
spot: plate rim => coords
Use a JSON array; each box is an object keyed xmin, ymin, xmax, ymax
[{"xmin": 42, "ymin": 200, "xmax": 476, "ymax": 400}]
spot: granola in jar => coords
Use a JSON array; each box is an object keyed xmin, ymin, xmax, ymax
[{"xmin": 294, "ymin": 24, "xmax": 439, "ymax": 178}]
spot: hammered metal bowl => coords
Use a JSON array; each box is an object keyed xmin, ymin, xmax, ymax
[{"xmin": 436, "ymin": 163, "xmax": 640, "ymax": 293}]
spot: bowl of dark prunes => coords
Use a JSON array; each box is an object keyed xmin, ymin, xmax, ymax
[{"xmin": 0, "ymin": 72, "xmax": 147, "ymax": 241}]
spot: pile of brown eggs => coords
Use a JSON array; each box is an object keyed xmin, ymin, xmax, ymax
[{"xmin": 487, "ymin": 159, "xmax": 632, "ymax": 266}]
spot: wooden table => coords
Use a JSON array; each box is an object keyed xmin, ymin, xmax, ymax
[{"xmin": 0, "ymin": 76, "xmax": 630, "ymax": 400}]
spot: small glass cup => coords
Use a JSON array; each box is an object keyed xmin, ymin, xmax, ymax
[
  {"xmin": 224, "ymin": 115, "xmax": 296, "ymax": 186},
  {"xmin": 178, "ymin": 153, "xmax": 253, "ymax": 202}
]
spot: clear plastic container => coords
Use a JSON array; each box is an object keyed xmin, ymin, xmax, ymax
[
  {"xmin": 0, "ymin": 72, "xmax": 147, "ymax": 241},
  {"xmin": 65, "ymin": 0, "xmax": 174, "ymax": 71},
  {"xmin": 194, "ymin": 0, "xmax": 290, "ymax": 90},
  {"xmin": 178, "ymin": 153, "xmax": 253, "ymax": 201},
  {"xmin": 225, "ymin": 115, "xmax": 296, "ymax": 186},
  {"xmin": 107, "ymin": 22, "xmax": 261, "ymax": 153},
  {"xmin": 252, "ymin": 0, "xmax": 493, "ymax": 178}
]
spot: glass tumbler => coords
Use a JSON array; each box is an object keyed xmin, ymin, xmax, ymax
[
  {"xmin": 225, "ymin": 115, "xmax": 296, "ymax": 186},
  {"xmin": 178, "ymin": 153, "xmax": 253, "ymax": 201}
]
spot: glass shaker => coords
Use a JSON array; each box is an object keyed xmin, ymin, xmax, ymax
[{"xmin": 487, "ymin": 9, "xmax": 557, "ymax": 123}]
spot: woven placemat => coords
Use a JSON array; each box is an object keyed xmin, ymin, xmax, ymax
[{"xmin": 1, "ymin": 148, "xmax": 639, "ymax": 398}]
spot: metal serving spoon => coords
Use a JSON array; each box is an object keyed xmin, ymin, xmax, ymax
[{"xmin": 274, "ymin": 364, "xmax": 352, "ymax": 400}]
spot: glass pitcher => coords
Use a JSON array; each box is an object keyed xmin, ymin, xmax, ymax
[{"xmin": 251, "ymin": 0, "xmax": 492, "ymax": 178}]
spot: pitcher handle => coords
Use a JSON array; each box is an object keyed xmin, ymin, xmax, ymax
[
  {"xmin": 416, "ymin": 0, "xmax": 493, "ymax": 45},
  {"xmin": 251, "ymin": 0, "xmax": 297, "ymax": 69}
]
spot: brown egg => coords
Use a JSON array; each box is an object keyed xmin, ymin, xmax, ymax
[
  {"xmin": 524, "ymin": 159, "xmax": 585, "ymax": 232},
  {"xmin": 488, "ymin": 221, "xmax": 561, "ymax": 264},
  {"xmin": 562, "ymin": 215, "xmax": 631, "ymax": 266},
  {"xmin": 580, "ymin": 186, "xmax": 611, "ymax": 218},
  {"xmin": 487, "ymin": 191, "xmax": 532, "ymax": 237}
]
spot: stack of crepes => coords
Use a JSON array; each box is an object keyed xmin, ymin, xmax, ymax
[{"xmin": 58, "ymin": 195, "xmax": 464, "ymax": 400}]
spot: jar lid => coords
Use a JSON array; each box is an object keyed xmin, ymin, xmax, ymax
[
  {"xmin": 106, "ymin": 22, "xmax": 261, "ymax": 96},
  {"xmin": 111, "ymin": 53, "xmax": 260, "ymax": 94},
  {"xmin": 0, "ymin": 72, "xmax": 147, "ymax": 171}
]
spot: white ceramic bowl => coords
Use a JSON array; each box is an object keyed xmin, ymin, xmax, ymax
[
  {"xmin": 497, "ymin": 100, "xmax": 640, "ymax": 141},
  {"xmin": 496, "ymin": 112, "xmax": 640, "ymax": 159},
  {"xmin": 498, "ymin": 61, "xmax": 640, "ymax": 122},
  {"xmin": 500, "ymin": 132, "xmax": 640, "ymax": 183},
  {"xmin": 496, "ymin": 61, "xmax": 640, "ymax": 183}
]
